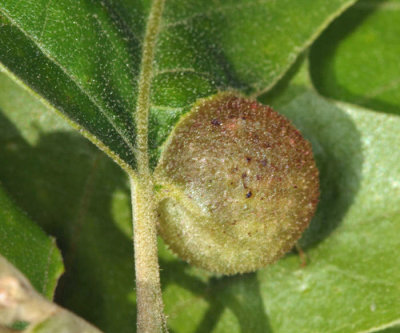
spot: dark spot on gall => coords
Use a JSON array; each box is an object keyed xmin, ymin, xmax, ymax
[{"xmin": 211, "ymin": 119, "xmax": 221, "ymax": 126}]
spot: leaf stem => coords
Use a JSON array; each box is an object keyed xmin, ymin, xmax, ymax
[
  {"xmin": 131, "ymin": 0, "xmax": 167, "ymax": 332},
  {"xmin": 130, "ymin": 177, "xmax": 167, "ymax": 333}
]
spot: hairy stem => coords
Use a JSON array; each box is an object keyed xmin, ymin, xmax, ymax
[
  {"xmin": 131, "ymin": 0, "xmax": 167, "ymax": 332},
  {"xmin": 131, "ymin": 177, "xmax": 167, "ymax": 333}
]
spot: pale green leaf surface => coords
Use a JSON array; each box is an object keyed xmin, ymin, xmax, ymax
[
  {"xmin": 310, "ymin": 0, "xmax": 400, "ymax": 115},
  {"xmin": 259, "ymin": 93, "xmax": 400, "ymax": 333},
  {"xmin": 0, "ymin": 0, "xmax": 356, "ymax": 169},
  {"xmin": 0, "ymin": 181, "xmax": 63, "ymax": 300}
]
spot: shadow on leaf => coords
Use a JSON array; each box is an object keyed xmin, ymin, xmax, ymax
[
  {"xmin": 160, "ymin": 258, "xmax": 272, "ymax": 333},
  {"xmin": 0, "ymin": 112, "xmax": 136, "ymax": 333},
  {"xmin": 278, "ymin": 92, "xmax": 363, "ymax": 250}
]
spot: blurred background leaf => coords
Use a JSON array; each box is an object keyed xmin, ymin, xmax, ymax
[{"xmin": 310, "ymin": 0, "xmax": 400, "ymax": 115}]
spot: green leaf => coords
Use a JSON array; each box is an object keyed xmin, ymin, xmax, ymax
[
  {"xmin": 0, "ymin": 0, "xmax": 356, "ymax": 169},
  {"xmin": 0, "ymin": 181, "xmax": 63, "ymax": 300},
  {"xmin": 309, "ymin": 0, "xmax": 400, "ymax": 115}
]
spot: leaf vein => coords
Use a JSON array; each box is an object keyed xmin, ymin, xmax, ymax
[
  {"xmin": 161, "ymin": 0, "xmax": 273, "ymax": 29},
  {"xmin": 135, "ymin": 0, "xmax": 166, "ymax": 175},
  {"xmin": 355, "ymin": 1, "xmax": 400, "ymax": 10},
  {"xmin": 39, "ymin": 0, "xmax": 52, "ymax": 40},
  {"xmin": 357, "ymin": 77, "xmax": 400, "ymax": 104},
  {"xmin": 150, "ymin": 104, "xmax": 185, "ymax": 112},
  {"xmin": 325, "ymin": 264, "xmax": 400, "ymax": 290},
  {"xmin": 153, "ymin": 67, "xmax": 215, "ymax": 82}
]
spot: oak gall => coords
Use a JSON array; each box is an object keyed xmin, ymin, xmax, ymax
[{"xmin": 154, "ymin": 93, "xmax": 319, "ymax": 275}]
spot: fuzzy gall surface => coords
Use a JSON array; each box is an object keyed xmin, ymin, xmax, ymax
[{"xmin": 155, "ymin": 93, "xmax": 319, "ymax": 274}]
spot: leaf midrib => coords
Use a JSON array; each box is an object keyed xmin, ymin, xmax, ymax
[{"xmin": 134, "ymin": 0, "xmax": 166, "ymax": 177}]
